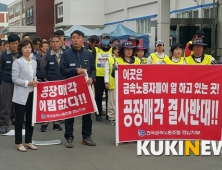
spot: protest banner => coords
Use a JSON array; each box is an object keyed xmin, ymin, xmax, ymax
[
  {"xmin": 115, "ymin": 65, "xmax": 222, "ymax": 144},
  {"xmin": 32, "ymin": 75, "xmax": 97, "ymax": 123}
]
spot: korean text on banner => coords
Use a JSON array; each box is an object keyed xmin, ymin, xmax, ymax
[
  {"xmin": 32, "ymin": 75, "xmax": 97, "ymax": 123},
  {"xmin": 116, "ymin": 65, "xmax": 222, "ymax": 143}
]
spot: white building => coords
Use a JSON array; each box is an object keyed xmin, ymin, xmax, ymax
[
  {"xmin": 54, "ymin": 0, "xmax": 105, "ymax": 30},
  {"xmin": 105, "ymin": 0, "xmax": 219, "ymax": 54},
  {"xmin": 55, "ymin": 0, "xmax": 221, "ymax": 57}
]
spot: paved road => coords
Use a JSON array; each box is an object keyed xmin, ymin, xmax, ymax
[{"xmin": 0, "ymin": 115, "xmax": 222, "ymax": 170}]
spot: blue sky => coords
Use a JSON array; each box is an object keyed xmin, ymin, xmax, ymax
[{"xmin": 0, "ymin": 0, "xmax": 15, "ymax": 5}]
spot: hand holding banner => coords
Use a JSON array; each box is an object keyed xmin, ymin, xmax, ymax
[{"xmin": 32, "ymin": 75, "xmax": 97, "ymax": 124}]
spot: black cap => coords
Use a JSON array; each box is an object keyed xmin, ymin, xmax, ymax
[
  {"xmin": 195, "ymin": 30, "xmax": 205, "ymax": 37},
  {"xmin": 188, "ymin": 38, "xmax": 207, "ymax": 50}
]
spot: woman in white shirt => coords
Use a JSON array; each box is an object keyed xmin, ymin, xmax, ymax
[
  {"xmin": 12, "ymin": 39, "xmax": 38, "ymax": 152},
  {"xmin": 147, "ymin": 40, "xmax": 169, "ymax": 64}
]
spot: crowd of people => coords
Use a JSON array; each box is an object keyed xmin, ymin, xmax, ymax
[{"xmin": 0, "ymin": 29, "xmax": 219, "ymax": 152}]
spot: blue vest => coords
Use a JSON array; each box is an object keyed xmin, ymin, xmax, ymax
[
  {"xmin": 45, "ymin": 52, "xmax": 64, "ymax": 81},
  {"xmin": 0, "ymin": 50, "xmax": 21, "ymax": 83}
]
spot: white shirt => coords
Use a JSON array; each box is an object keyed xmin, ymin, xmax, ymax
[
  {"xmin": 147, "ymin": 52, "xmax": 165, "ymax": 64},
  {"xmin": 104, "ymin": 55, "xmax": 117, "ymax": 83},
  {"xmin": 22, "ymin": 57, "xmax": 34, "ymax": 92},
  {"xmin": 193, "ymin": 56, "xmax": 215, "ymax": 63}
]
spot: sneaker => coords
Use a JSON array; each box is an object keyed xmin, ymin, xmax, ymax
[
  {"xmin": 81, "ymin": 137, "xmax": 96, "ymax": 146},
  {"xmin": 53, "ymin": 124, "xmax": 62, "ymax": 131},
  {"xmin": 0, "ymin": 127, "xmax": 7, "ymax": 134},
  {"xmin": 66, "ymin": 138, "xmax": 73, "ymax": 148},
  {"xmin": 108, "ymin": 120, "xmax": 115, "ymax": 125},
  {"xmin": 96, "ymin": 115, "xmax": 103, "ymax": 122},
  {"xmin": 40, "ymin": 125, "xmax": 47, "ymax": 132}
]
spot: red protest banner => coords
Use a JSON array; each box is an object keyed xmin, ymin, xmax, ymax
[
  {"xmin": 32, "ymin": 75, "xmax": 97, "ymax": 123},
  {"xmin": 116, "ymin": 65, "xmax": 222, "ymax": 143}
]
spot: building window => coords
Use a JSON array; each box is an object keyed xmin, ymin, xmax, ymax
[
  {"xmin": 177, "ymin": 13, "xmax": 181, "ymax": 18},
  {"xmin": 193, "ymin": 10, "xmax": 198, "ymax": 18},
  {"xmin": 57, "ymin": 4, "xmax": 63, "ymax": 18},
  {"xmin": 136, "ymin": 19, "xmax": 151, "ymax": 34},
  {"xmin": 16, "ymin": 4, "xmax": 20, "ymax": 12},
  {"xmin": 204, "ymin": 8, "xmax": 210, "ymax": 18},
  {"xmin": 9, "ymin": 8, "xmax": 14, "ymax": 15},
  {"xmin": 15, "ymin": 21, "xmax": 20, "ymax": 26},
  {"xmin": 188, "ymin": 11, "xmax": 192, "ymax": 18},
  {"xmin": 210, "ymin": 7, "xmax": 217, "ymax": 18},
  {"xmin": 9, "ymin": 23, "xmax": 14, "ymax": 26},
  {"xmin": 26, "ymin": 7, "xmax": 33, "ymax": 24},
  {"xmin": 182, "ymin": 11, "xmax": 187, "ymax": 18}
]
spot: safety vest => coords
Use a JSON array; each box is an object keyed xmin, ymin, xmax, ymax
[
  {"xmin": 137, "ymin": 57, "xmax": 148, "ymax": 64},
  {"xmin": 163, "ymin": 57, "xmax": 185, "ymax": 64},
  {"xmin": 184, "ymin": 41, "xmax": 194, "ymax": 57},
  {"xmin": 116, "ymin": 57, "xmax": 141, "ymax": 65},
  {"xmin": 150, "ymin": 53, "xmax": 169, "ymax": 64},
  {"xmin": 107, "ymin": 56, "xmax": 116, "ymax": 90},
  {"xmin": 95, "ymin": 47, "xmax": 112, "ymax": 77},
  {"xmin": 88, "ymin": 49, "xmax": 92, "ymax": 53},
  {"xmin": 185, "ymin": 54, "xmax": 212, "ymax": 65}
]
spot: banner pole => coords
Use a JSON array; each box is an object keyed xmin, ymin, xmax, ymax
[
  {"xmin": 32, "ymin": 77, "xmax": 37, "ymax": 127},
  {"xmin": 115, "ymin": 68, "xmax": 119, "ymax": 146},
  {"xmin": 85, "ymin": 74, "xmax": 98, "ymax": 114}
]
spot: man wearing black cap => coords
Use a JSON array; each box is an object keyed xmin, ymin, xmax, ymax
[
  {"xmin": 0, "ymin": 34, "xmax": 21, "ymax": 134},
  {"xmin": 92, "ymin": 33, "xmax": 112, "ymax": 122},
  {"xmin": 54, "ymin": 30, "xmax": 69, "ymax": 51},
  {"xmin": 84, "ymin": 35, "xmax": 99, "ymax": 53},
  {"xmin": 185, "ymin": 38, "xmax": 219, "ymax": 65},
  {"xmin": 184, "ymin": 30, "xmax": 205, "ymax": 57}
]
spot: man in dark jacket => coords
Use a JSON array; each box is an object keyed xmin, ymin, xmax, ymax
[
  {"xmin": 40, "ymin": 35, "xmax": 64, "ymax": 132},
  {"xmin": 36, "ymin": 42, "xmax": 49, "ymax": 82},
  {"xmin": 0, "ymin": 34, "xmax": 21, "ymax": 134},
  {"xmin": 60, "ymin": 30, "xmax": 96, "ymax": 148}
]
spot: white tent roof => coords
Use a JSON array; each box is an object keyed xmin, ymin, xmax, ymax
[{"xmin": 64, "ymin": 25, "xmax": 101, "ymax": 37}]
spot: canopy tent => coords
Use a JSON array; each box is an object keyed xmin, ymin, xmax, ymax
[
  {"xmin": 101, "ymin": 24, "xmax": 149, "ymax": 55},
  {"xmin": 64, "ymin": 24, "xmax": 149, "ymax": 55},
  {"xmin": 64, "ymin": 25, "xmax": 100, "ymax": 37}
]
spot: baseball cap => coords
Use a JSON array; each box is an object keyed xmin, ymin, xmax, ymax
[
  {"xmin": 101, "ymin": 33, "xmax": 110, "ymax": 39},
  {"xmin": 195, "ymin": 30, "xmax": 205, "ymax": 38},
  {"xmin": 155, "ymin": 40, "xmax": 164, "ymax": 46}
]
